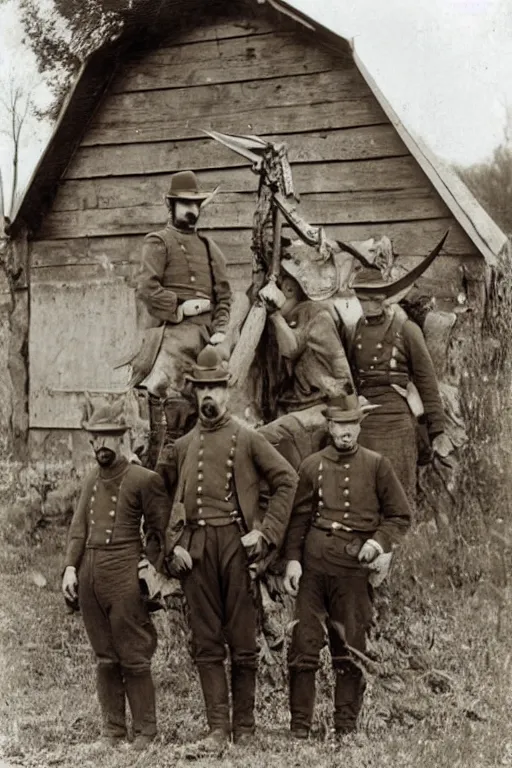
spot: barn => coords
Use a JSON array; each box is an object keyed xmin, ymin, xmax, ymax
[{"xmin": 3, "ymin": 0, "xmax": 508, "ymax": 465}]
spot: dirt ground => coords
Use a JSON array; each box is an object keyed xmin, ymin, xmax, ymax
[{"xmin": 1, "ymin": 511, "xmax": 511, "ymax": 768}]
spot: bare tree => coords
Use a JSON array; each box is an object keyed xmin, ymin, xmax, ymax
[{"xmin": 0, "ymin": 76, "xmax": 33, "ymax": 217}]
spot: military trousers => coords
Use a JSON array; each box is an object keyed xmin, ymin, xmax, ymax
[
  {"xmin": 78, "ymin": 545, "xmax": 158, "ymax": 737},
  {"xmin": 182, "ymin": 524, "xmax": 259, "ymax": 734},
  {"xmin": 288, "ymin": 565, "xmax": 372, "ymax": 731}
]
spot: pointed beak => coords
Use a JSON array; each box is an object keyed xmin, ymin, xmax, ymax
[{"xmin": 203, "ymin": 129, "xmax": 269, "ymax": 171}]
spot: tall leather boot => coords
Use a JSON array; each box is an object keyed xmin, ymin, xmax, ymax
[
  {"xmin": 147, "ymin": 393, "xmax": 165, "ymax": 470},
  {"xmin": 96, "ymin": 663, "xmax": 126, "ymax": 739},
  {"xmin": 334, "ymin": 662, "xmax": 365, "ymax": 733},
  {"xmin": 231, "ymin": 664, "xmax": 256, "ymax": 740},
  {"xmin": 197, "ymin": 662, "xmax": 231, "ymax": 735},
  {"xmin": 123, "ymin": 668, "xmax": 157, "ymax": 742},
  {"xmin": 289, "ymin": 668, "xmax": 316, "ymax": 736}
]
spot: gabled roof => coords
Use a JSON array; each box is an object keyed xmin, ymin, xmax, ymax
[{"xmin": 9, "ymin": 0, "xmax": 508, "ymax": 266}]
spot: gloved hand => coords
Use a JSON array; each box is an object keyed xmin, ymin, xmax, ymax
[
  {"xmin": 283, "ymin": 560, "xmax": 302, "ymax": 597},
  {"xmin": 357, "ymin": 539, "xmax": 383, "ymax": 564},
  {"xmin": 258, "ymin": 281, "xmax": 286, "ymax": 313},
  {"xmin": 431, "ymin": 432, "xmax": 452, "ymax": 458},
  {"xmin": 62, "ymin": 566, "xmax": 78, "ymax": 601},
  {"xmin": 241, "ymin": 529, "xmax": 269, "ymax": 564},
  {"xmin": 172, "ymin": 545, "xmax": 193, "ymax": 573},
  {"xmin": 209, "ymin": 332, "xmax": 226, "ymax": 346},
  {"xmin": 138, "ymin": 557, "xmax": 160, "ymax": 600},
  {"xmin": 367, "ymin": 552, "xmax": 393, "ymax": 587},
  {"xmin": 180, "ymin": 298, "xmax": 212, "ymax": 318}
]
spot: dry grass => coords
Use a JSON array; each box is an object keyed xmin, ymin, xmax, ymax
[{"xmin": 0, "ymin": 507, "xmax": 511, "ymax": 768}]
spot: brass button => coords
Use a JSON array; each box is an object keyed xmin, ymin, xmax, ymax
[
  {"xmin": 111, "ymin": 496, "xmax": 117, "ymax": 502},
  {"xmin": 343, "ymin": 489, "xmax": 350, "ymax": 496},
  {"xmin": 109, "ymin": 510, "xmax": 115, "ymax": 517},
  {"xmin": 197, "ymin": 486, "xmax": 203, "ymax": 494},
  {"xmin": 106, "ymin": 529, "xmax": 112, "ymax": 534},
  {"xmin": 190, "ymin": 276, "xmax": 196, "ymax": 283},
  {"xmin": 344, "ymin": 502, "xmax": 350, "ymax": 508},
  {"xmin": 198, "ymin": 449, "xmax": 204, "ymax": 458},
  {"xmin": 343, "ymin": 513, "xmax": 349, "ymax": 519},
  {"xmin": 344, "ymin": 477, "xmax": 349, "ymax": 482},
  {"xmin": 344, "ymin": 464, "xmax": 350, "ymax": 469},
  {"xmin": 90, "ymin": 509, "xmax": 94, "ymax": 515},
  {"xmin": 105, "ymin": 538, "xmax": 111, "ymax": 544},
  {"xmin": 198, "ymin": 473, "xmax": 203, "ymax": 481},
  {"xmin": 318, "ymin": 500, "xmax": 324, "ymax": 508},
  {"xmin": 227, "ymin": 459, "xmax": 234, "ymax": 467},
  {"xmin": 372, "ymin": 356, "xmax": 378, "ymax": 361},
  {"xmin": 369, "ymin": 365, "xmax": 375, "ymax": 370},
  {"xmin": 198, "ymin": 461, "xmax": 204, "ymax": 469},
  {"xmin": 197, "ymin": 497, "xmax": 202, "ymax": 506},
  {"xmin": 91, "ymin": 496, "xmax": 95, "ymax": 503},
  {"xmin": 198, "ymin": 507, "xmax": 203, "ymax": 515},
  {"xmin": 356, "ymin": 343, "xmax": 362, "ymax": 349},
  {"xmin": 90, "ymin": 520, "xmax": 95, "ymax": 525},
  {"xmin": 198, "ymin": 519, "xmax": 206, "ymax": 526},
  {"xmin": 376, "ymin": 343, "xmax": 383, "ymax": 349}
]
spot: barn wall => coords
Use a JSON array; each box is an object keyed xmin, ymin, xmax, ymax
[{"xmin": 28, "ymin": 8, "xmax": 482, "ymax": 433}]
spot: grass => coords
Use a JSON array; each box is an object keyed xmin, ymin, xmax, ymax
[{"xmin": 0, "ymin": 506, "xmax": 511, "ymax": 768}]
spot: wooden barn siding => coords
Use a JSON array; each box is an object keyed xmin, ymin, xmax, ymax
[{"xmin": 29, "ymin": 11, "xmax": 481, "ymax": 431}]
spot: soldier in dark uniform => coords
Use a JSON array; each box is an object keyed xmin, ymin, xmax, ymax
[
  {"xmin": 157, "ymin": 347, "xmax": 298, "ymax": 753},
  {"xmin": 282, "ymin": 393, "xmax": 411, "ymax": 738},
  {"xmin": 347, "ymin": 272, "xmax": 447, "ymax": 505},
  {"xmin": 61, "ymin": 402, "xmax": 170, "ymax": 750},
  {"xmin": 126, "ymin": 170, "xmax": 232, "ymax": 465}
]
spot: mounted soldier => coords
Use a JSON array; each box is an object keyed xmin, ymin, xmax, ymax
[{"xmin": 121, "ymin": 170, "xmax": 232, "ymax": 466}]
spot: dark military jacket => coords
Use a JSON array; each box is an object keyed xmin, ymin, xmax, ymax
[
  {"xmin": 135, "ymin": 224, "xmax": 231, "ymax": 333},
  {"xmin": 349, "ymin": 310, "xmax": 444, "ymax": 438},
  {"xmin": 284, "ymin": 444, "xmax": 411, "ymax": 571},
  {"xmin": 64, "ymin": 458, "xmax": 171, "ymax": 570},
  {"xmin": 158, "ymin": 415, "xmax": 298, "ymax": 551}
]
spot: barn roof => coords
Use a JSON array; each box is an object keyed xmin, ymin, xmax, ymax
[{"xmin": 9, "ymin": 0, "xmax": 508, "ymax": 266}]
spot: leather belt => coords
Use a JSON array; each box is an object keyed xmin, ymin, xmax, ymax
[
  {"xmin": 188, "ymin": 510, "xmax": 241, "ymax": 528},
  {"xmin": 312, "ymin": 516, "xmax": 354, "ymax": 534}
]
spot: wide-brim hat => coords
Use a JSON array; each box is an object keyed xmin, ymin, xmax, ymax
[
  {"xmin": 322, "ymin": 393, "xmax": 364, "ymax": 423},
  {"xmin": 165, "ymin": 170, "xmax": 218, "ymax": 203},
  {"xmin": 281, "ymin": 240, "xmax": 338, "ymax": 300},
  {"xmin": 82, "ymin": 393, "xmax": 129, "ymax": 434},
  {"xmin": 349, "ymin": 231, "xmax": 449, "ymax": 302},
  {"xmin": 185, "ymin": 346, "xmax": 230, "ymax": 385}
]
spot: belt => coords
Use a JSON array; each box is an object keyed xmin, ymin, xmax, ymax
[
  {"xmin": 188, "ymin": 510, "xmax": 241, "ymax": 528},
  {"xmin": 312, "ymin": 515, "xmax": 354, "ymax": 534}
]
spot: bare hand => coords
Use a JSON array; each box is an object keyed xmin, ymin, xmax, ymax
[
  {"xmin": 62, "ymin": 566, "xmax": 78, "ymax": 601},
  {"xmin": 181, "ymin": 299, "xmax": 211, "ymax": 317},
  {"xmin": 283, "ymin": 560, "xmax": 302, "ymax": 597}
]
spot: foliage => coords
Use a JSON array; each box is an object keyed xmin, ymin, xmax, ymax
[
  {"xmin": 455, "ymin": 142, "xmax": 512, "ymax": 237},
  {"xmin": 17, "ymin": 0, "xmax": 152, "ymax": 119}
]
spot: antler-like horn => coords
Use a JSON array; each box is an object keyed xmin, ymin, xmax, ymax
[{"xmin": 352, "ymin": 230, "xmax": 449, "ymax": 299}]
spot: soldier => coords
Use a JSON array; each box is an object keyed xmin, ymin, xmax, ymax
[
  {"xmin": 125, "ymin": 170, "xmax": 232, "ymax": 465},
  {"xmin": 347, "ymin": 270, "xmax": 449, "ymax": 505},
  {"xmin": 61, "ymin": 401, "xmax": 170, "ymax": 751},
  {"xmin": 257, "ymin": 243, "xmax": 354, "ymax": 469},
  {"xmin": 282, "ymin": 393, "xmax": 411, "ymax": 738},
  {"xmin": 157, "ymin": 346, "xmax": 298, "ymax": 754}
]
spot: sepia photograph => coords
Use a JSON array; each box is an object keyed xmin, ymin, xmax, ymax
[{"xmin": 0, "ymin": 0, "xmax": 511, "ymax": 766}]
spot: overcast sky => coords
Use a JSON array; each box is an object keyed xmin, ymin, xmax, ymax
[{"xmin": 1, "ymin": 0, "xmax": 511, "ymax": 214}]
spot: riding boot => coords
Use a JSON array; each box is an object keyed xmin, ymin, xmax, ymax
[
  {"xmin": 96, "ymin": 663, "xmax": 127, "ymax": 739},
  {"xmin": 333, "ymin": 661, "xmax": 365, "ymax": 733},
  {"xmin": 231, "ymin": 664, "xmax": 256, "ymax": 738},
  {"xmin": 196, "ymin": 662, "xmax": 231, "ymax": 735},
  {"xmin": 147, "ymin": 393, "xmax": 165, "ymax": 470},
  {"xmin": 289, "ymin": 668, "xmax": 316, "ymax": 734},
  {"xmin": 123, "ymin": 668, "xmax": 157, "ymax": 739}
]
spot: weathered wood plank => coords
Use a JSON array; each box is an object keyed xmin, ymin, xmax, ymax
[
  {"xmin": 114, "ymin": 32, "xmax": 344, "ymax": 93},
  {"xmin": 83, "ymin": 99, "xmax": 386, "ymax": 146},
  {"xmin": 67, "ymin": 125, "xmax": 407, "ymax": 179},
  {"xmin": 39, "ymin": 189, "xmax": 450, "ymax": 239},
  {"xmin": 168, "ymin": 17, "xmax": 276, "ymax": 45},
  {"xmin": 56, "ymin": 158, "xmax": 426, "ymax": 212},
  {"xmin": 83, "ymin": 65, "xmax": 382, "ymax": 146},
  {"xmin": 30, "ymin": 220, "xmax": 477, "ymax": 272}
]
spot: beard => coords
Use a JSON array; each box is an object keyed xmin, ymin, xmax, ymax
[
  {"xmin": 199, "ymin": 398, "xmax": 220, "ymax": 421},
  {"xmin": 95, "ymin": 448, "xmax": 117, "ymax": 467},
  {"xmin": 333, "ymin": 437, "xmax": 357, "ymax": 452},
  {"xmin": 174, "ymin": 210, "xmax": 198, "ymax": 230}
]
